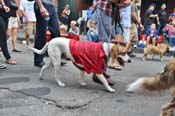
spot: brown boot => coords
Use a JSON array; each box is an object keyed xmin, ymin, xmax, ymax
[{"xmin": 92, "ymin": 74, "xmax": 115, "ymax": 86}]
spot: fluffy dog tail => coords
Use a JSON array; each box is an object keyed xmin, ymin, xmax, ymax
[
  {"xmin": 126, "ymin": 60, "xmax": 175, "ymax": 93},
  {"xmin": 29, "ymin": 43, "xmax": 49, "ymax": 55}
]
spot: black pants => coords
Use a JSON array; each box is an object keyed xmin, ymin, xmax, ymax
[{"xmin": 0, "ymin": 16, "xmax": 11, "ymax": 60}]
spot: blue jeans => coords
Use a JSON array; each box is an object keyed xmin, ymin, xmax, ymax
[
  {"xmin": 169, "ymin": 35, "xmax": 175, "ymax": 47},
  {"xmin": 34, "ymin": 2, "xmax": 60, "ymax": 64},
  {"xmin": 87, "ymin": 32, "xmax": 99, "ymax": 42},
  {"xmin": 0, "ymin": 16, "xmax": 11, "ymax": 60}
]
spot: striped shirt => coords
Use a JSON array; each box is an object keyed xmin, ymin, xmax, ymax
[
  {"xmin": 93, "ymin": 0, "xmax": 112, "ymax": 16},
  {"xmin": 42, "ymin": 0, "xmax": 53, "ymax": 5}
]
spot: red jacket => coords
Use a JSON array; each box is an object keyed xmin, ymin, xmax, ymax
[{"xmin": 69, "ymin": 40, "xmax": 106, "ymax": 74}]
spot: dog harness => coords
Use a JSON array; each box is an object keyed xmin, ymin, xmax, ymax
[{"xmin": 69, "ymin": 40, "xmax": 106, "ymax": 74}]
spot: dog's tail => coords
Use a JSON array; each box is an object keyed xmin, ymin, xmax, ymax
[
  {"xmin": 29, "ymin": 43, "xmax": 49, "ymax": 55},
  {"xmin": 126, "ymin": 60, "xmax": 175, "ymax": 93},
  {"xmin": 126, "ymin": 71, "xmax": 175, "ymax": 92}
]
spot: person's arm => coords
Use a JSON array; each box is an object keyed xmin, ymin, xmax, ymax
[
  {"xmin": 35, "ymin": 0, "xmax": 49, "ymax": 18},
  {"xmin": 19, "ymin": 1, "xmax": 29, "ymax": 22},
  {"xmin": 66, "ymin": 9, "xmax": 71, "ymax": 16},
  {"xmin": 149, "ymin": 14, "xmax": 158, "ymax": 18},
  {"xmin": 0, "ymin": 0, "xmax": 10, "ymax": 12},
  {"xmin": 131, "ymin": 11, "xmax": 144, "ymax": 30}
]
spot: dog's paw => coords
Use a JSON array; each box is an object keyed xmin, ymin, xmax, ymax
[
  {"xmin": 107, "ymin": 87, "xmax": 115, "ymax": 93},
  {"xmin": 142, "ymin": 58, "xmax": 146, "ymax": 61},
  {"xmin": 79, "ymin": 81, "xmax": 87, "ymax": 86},
  {"xmin": 58, "ymin": 82, "xmax": 66, "ymax": 87}
]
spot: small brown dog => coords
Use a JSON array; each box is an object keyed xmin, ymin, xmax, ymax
[
  {"xmin": 126, "ymin": 60, "xmax": 175, "ymax": 116},
  {"xmin": 142, "ymin": 44, "xmax": 169, "ymax": 61}
]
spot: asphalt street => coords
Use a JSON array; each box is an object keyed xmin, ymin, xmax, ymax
[{"xmin": 0, "ymin": 34, "xmax": 174, "ymax": 116}]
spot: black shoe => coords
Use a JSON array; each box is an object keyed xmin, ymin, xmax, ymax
[
  {"xmin": 12, "ymin": 49, "xmax": 21, "ymax": 52},
  {"xmin": 34, "ymin": 62, "xmax": 45, "ymax": 67}
]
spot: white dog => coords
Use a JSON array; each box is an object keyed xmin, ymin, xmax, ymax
[{"xmin": 29, "ymin": 37, "xmax": 129, "ymax": 92}]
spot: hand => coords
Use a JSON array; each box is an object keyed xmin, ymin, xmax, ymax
[
  {"xmin": 39, "ymin": 6, "xmax": 49, "ymax": 18},
  {"xmin": 139, "ymin": 24, "xmax": 144, "ymax": 31},
  {"xmin": 3, "ymin": 5, "xmax": 10, "ymax": 12}
]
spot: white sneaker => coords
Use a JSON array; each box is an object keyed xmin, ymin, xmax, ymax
[
  {"xmin": 170, "ymin": 47, "xmax": 174, "ymax": 51},
  {"xmin": 173, "ymin": 47, "xmax": 175, "ymax": 51},
  {"xmin": 134, "ymin": 44, "xmax": 137, "ymax": 48}
]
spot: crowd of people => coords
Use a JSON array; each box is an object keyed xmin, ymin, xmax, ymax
[{"xmin": 0, "ymin": 0, "xmax": 175, "ymax": 75}]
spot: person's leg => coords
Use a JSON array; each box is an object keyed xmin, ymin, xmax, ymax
[
  {"xmin": 169, "ymin": 36, "xmax": 174, "ymax": 50},
  {"xmin": 87, "ymin": 32, "xmax": 92, "ymax": 42},
  {"xmin": 25, "ymin": 22, "xmax": 30, "ymax": 46},
  {"xmin": 48, "ymin": 5, "xmax": 60, "ymax": 38},
  {"xmin": 11, "ymin": 28, "xmax": 18, "ymax": 51},
  {"xmin": 0, "ymin": 16, "xmax": 16, "ymax": 64},
  {"xmin": 0, "ymin": 17, "xmax": 11, "ymax": 60},
  {"xmin": 25, "ymin": 33, "xmax": 30, "ymax": 46},
  {"xmin": 7, "ymin": 28, "xmax": 12, "ymax": 39},
  {"xmin": 11, "ymin": 17, "xmax": 19, "ymax": 51},
  {"xmin": 0, "ymin": 18, "xmax": 7, "ymax": 69},
  {"xmin": 147, "ymin": 36, "xmax": 150, "ymax": 45},
  {"xmin": 34, "ymin": 3, "xmax": 47, "ymax": 66},
  {"xmin": 152, "ymin": 37, "xmax": 156, "ymax": 46},
  {"xmin": 126, "ymin": 23, "xmax": 138, "ymax": 53},
  {"xmin": 172, "ymin": 36, "xmax": 175, "ymax": 49}
]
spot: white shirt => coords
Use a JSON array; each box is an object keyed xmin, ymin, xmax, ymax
[{"xmin": 20, "ymin": 0, "xmax": 36, "ymax": 22}]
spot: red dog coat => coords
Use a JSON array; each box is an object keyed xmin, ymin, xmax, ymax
[{"xmin": 69, "ymin": 40, "xmax": 106, "ymax": 74}]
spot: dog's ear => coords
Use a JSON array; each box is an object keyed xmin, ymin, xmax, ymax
[{"xmin": 117, "ymin": 56, "xmax": 125, "ymax": 66}]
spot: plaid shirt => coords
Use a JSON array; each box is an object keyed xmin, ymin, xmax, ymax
[
  {"xmin": 70, "ymin": 40, "xmax": 106, "ymax": 74},
  {"xmin": 93, "ymin": 0, "xmax": 112, "ymax": 16}
]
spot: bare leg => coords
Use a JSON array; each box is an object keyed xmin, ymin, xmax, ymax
[
  {"xmin": 96, "ymin": 74, "xmax": 115, "ymax": 92},
  {"xmin": 126, "ymin": 40, "xmax": 132, "ymax": 53},
  {"xmin": 11, "ymin": 28, "xmax": 18, "ymax": 50},
  {"xmin": 25, "ymin": 34, "xmax": 30, "ymax": 47}
]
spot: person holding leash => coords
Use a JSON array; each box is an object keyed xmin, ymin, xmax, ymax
[{"xmin": 34, "ymin": 0, "xmax": 60, "ymax": 67}]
